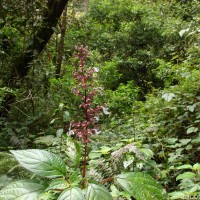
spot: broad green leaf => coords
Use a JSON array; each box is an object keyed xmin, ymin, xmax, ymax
[
  {"xmin": 45, "ymin": 179, "xmax": 69, "ymax": 191},
  {"xmin": 98, "ymin": 146, "xmax": 112, "ymax": 154},
  {"xmin": 89, "ymin": 151, "xmax": 102, "ymax": 159},
  {"xmin": 179, "ymin": 28, "xmax": 189, "ymax": 37},
  {"xmin": 193, "ymin": 163, "xmax": 200, "ymax": 171},
  {"xmin": 63, "ymin": 111, "xmax": 70, "ymax": 121},
  {"xmin": 65, "ymin": 140, "xmax": 81, "ymax": 166},
  {"xmin": 116, "ymin": 172, "xmax": 166, "ymax": 200},
  {"xmin": 162, "ymin": 93, "xmax": 175, "ymax": 102},
  {"xmin": 177, "ymin": 165, "xmax": 193, "ymax": 170},
  {"xmin": 10, "ymin": 149, "xmax": 66, "ymax": 178},
  {"xmin": 0, "ymin": 180, "xmax": 46, "ymax": 200},
  {"xmin": 85, "ymin": 183, "xmax": 113, "ymax": 200},
  {"xmin": 33, "ymin": 135, "xmax": 59, "ymax": 146},
  {"xmin": 187, "ymin": 104, "xmax": 196, "ymax": 112},
  {"xmin": 168, "ymin": 191, "xmax": 186, "ymax": 199},
  {"xmin": 56, "ymin": 128, "xmax": 64, "ymax": 137},
  {"xmin": 164, "ymin": 138, "xmax": 178, "ymax": 145},
  {"xmin": 186, "ymin": 127, "xmax": 198, "ymax": 134},
  {"xmin": 176, "ymin": 172, "xmax": 196, "ymax": 181},
  {"xmin": 140, "ymin": 148, "xmax": 154, "ymax": 158},
  {"xmin": 179, "ymin": 139, "xmax": 191, "ymax": 145},
  {"xmin": 58, "ymin": 188, "xmax": 84, "ymax": 200},
  {"xmin": 59, "ymin": 103, "xmax": 64, "ymax": 111},
  {"xmin": 0, "ymin": 175, "xmax": 12, "ymax": 189}
]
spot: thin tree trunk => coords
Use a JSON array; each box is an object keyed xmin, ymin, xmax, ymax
[{"xmin": 55, "ymin": 5, "xmax": 68, "ymax": 79}]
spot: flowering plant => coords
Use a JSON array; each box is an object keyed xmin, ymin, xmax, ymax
[{"xmin": 70, "ymin": 45, "xmax": 102, "ymax": 188}]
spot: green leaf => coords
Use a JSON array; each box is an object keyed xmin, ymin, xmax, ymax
[
  {"xmin": 56, "ymin": 128, "xmax": 64, "ymax": 137},
  {"xmin": 10, "ymin": 149, "xmax": 66, "ymax": 178},
  {"xmin": 116, "ymin": 172, "xmax": 166, "ymax": 200},
  {"xmin": 34, "ymin": 135, "xmax": 59, "ymax": 146},
  {"xmin": 50, "ymin": 118, "xmax": 58, "ymax": 125},
  {"xmin": 0, "ymin": 180, "xmax": 46, "ymax": 200},
  {"xmin": 186, "ymin": 127, "xmax": 198, "ymax": 134},
  {"xmin": 168, "ymin": 191, "xmax": 186, "ymax": 199},
  {"xmin": 162, "ymin": 93, "xmax": 175, "ymax": 102},
  {"xmin": 140, "ymin": 148, "xmax": 154, "ymax": 158},
  {"xmin": 177, "ymin": 164, "xmax": 193, "ymax": 170},
  {"xmin": 45, "ymin": 179, "xmax": 69, "ymax": 191},
  {"xmin": 176, "ymin": 172, "xmax": 196, "ymax": 181},
  {"xmin": 193, "ymin": 163, "xmax": 200, "ymax": 171},
  {"xmin": 85, "ymin": 183, "xmax": 113, "ymax": 200},
  {"xmin": 164, "ymin": 138, "xmax": 178, "ymax": 145},
  {"xmin": 59, "ymin": 103, "xmax": 64, "ymax": 111},
  {"xmin": 179, "ymin": 139, "xmax": 191, "ymax": 145},
  {"xmin": 179, "ymin": 28, "xmax": 189, "ymax": 37},
  {"xmin": 58, "ymin": 188, "xmax": 84, "ymax": 200},
  {"xmin": 0, "ymin": 175, "xmax": 12, "ymax": 189},
  {"xmin": 63, "ymin": 111, "xmax": 70, "ymax": 121},
  {"xmin": 187, "ymin": 104, "xmax": 196, "ymax": 112},
  {"xmin": 98, "ymin": 146, "xmax": 113, "ymax": 154}
]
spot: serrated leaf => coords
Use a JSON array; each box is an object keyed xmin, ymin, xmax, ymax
[
  {"xmin": 46, "ymin": 179, "xmax": 69, "ymax": 191},
  {"xmin": 116, "ymin": 172, "xmax": 166, "ymax": 200},
  {"xmin": 162, "ymin": 93, "xmax": 175, "ymax": 102},
  {"xmin": 0, "ymin": 180, "xmax": 46, "ymax": 200},
  {"xmin": 58, "ymin": 188, "xmax": 84, "ymax": 200},
  {"xmin": 10, "ymin": 150, "xmax": 66, "ymax": 178},
  {"xmin": 176, "ymin": 172, "xmax": 196, "ymax": 181},
  {"xmin": 85, "ymin": 183, "xmax": 113, "ymax": 200}
]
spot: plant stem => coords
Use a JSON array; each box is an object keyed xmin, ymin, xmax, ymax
[
  {"xmin": 82, "ymin": 83, "xmax": 88, "ymax": 189},
  {"xmin": 82, "ymin": 141, "xmax": 87, "ymax": 189}
]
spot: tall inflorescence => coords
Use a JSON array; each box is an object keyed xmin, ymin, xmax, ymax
[{"xmin": 71, "ymin": 45, "xmax": 101, "ymax": 188}]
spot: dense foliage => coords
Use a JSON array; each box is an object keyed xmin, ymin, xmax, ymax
[{"xmin": 0, "ymin": 0, "xmax": 200, "ymax": 199}]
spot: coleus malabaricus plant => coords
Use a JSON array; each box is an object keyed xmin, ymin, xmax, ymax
[{"xmin": 71, "ymin": 45, "xmax": 102, "ymax": 188}]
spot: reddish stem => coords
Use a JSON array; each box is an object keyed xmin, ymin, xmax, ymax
[
  {"xmin": 82, "ymin": 82, "xmax": 88, "ymax": 189},
  {"xmin": 100, "ymin": 177, "xmax": 114, "ymax": 184},
  {"xmin": 82, "ymin": 141, "xmax": 87, "ymax": 189}
]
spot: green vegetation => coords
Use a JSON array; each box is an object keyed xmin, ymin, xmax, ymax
[{"xmin": 0, "ymin": 0, "xmax": 200, "ymax": 199}]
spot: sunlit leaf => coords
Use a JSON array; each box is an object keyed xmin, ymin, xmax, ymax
[
  {"xmin": 162, "ymin": 93, "xmax": 175, "ymax": 102},
  {"xmin": 58, "ymin": 187, "xmax": 84, "ymax": 200},
  {"xmin": 116, "ymin": 172, "xmax": 166, "ymax": 200},
  {"xmin": 85, "ymin": 183, "xmax": 113, "ymax": 200},
  {"xmin": 177, "ymin": 164, "xmax": 192, "ymax": 170},
  {"xmin": 0, "ymin": 180, "xmax": 46, "ymax": 200},
  {"xmin": 186, "ymin": 127, "xmax": 198, "ymax": 134},
  {"xmin": 176, "ymin": 172, "xmax": 196, "ymax": 181},
  {"xmin": 45, "ymin": 179, "xmax": 69, "ymax": 191},
  {"xmin": 10, "ymin": 149, "xmax": 66, "ymax": 178}
]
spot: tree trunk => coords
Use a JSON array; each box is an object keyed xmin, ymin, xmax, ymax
[
  {"xmin": 55, "ymin": 5, "xmax": 68, "ymax": 79},
  {"xmin": 0, "ymin": 0, "xmax": 69, "ymax": 118}
]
